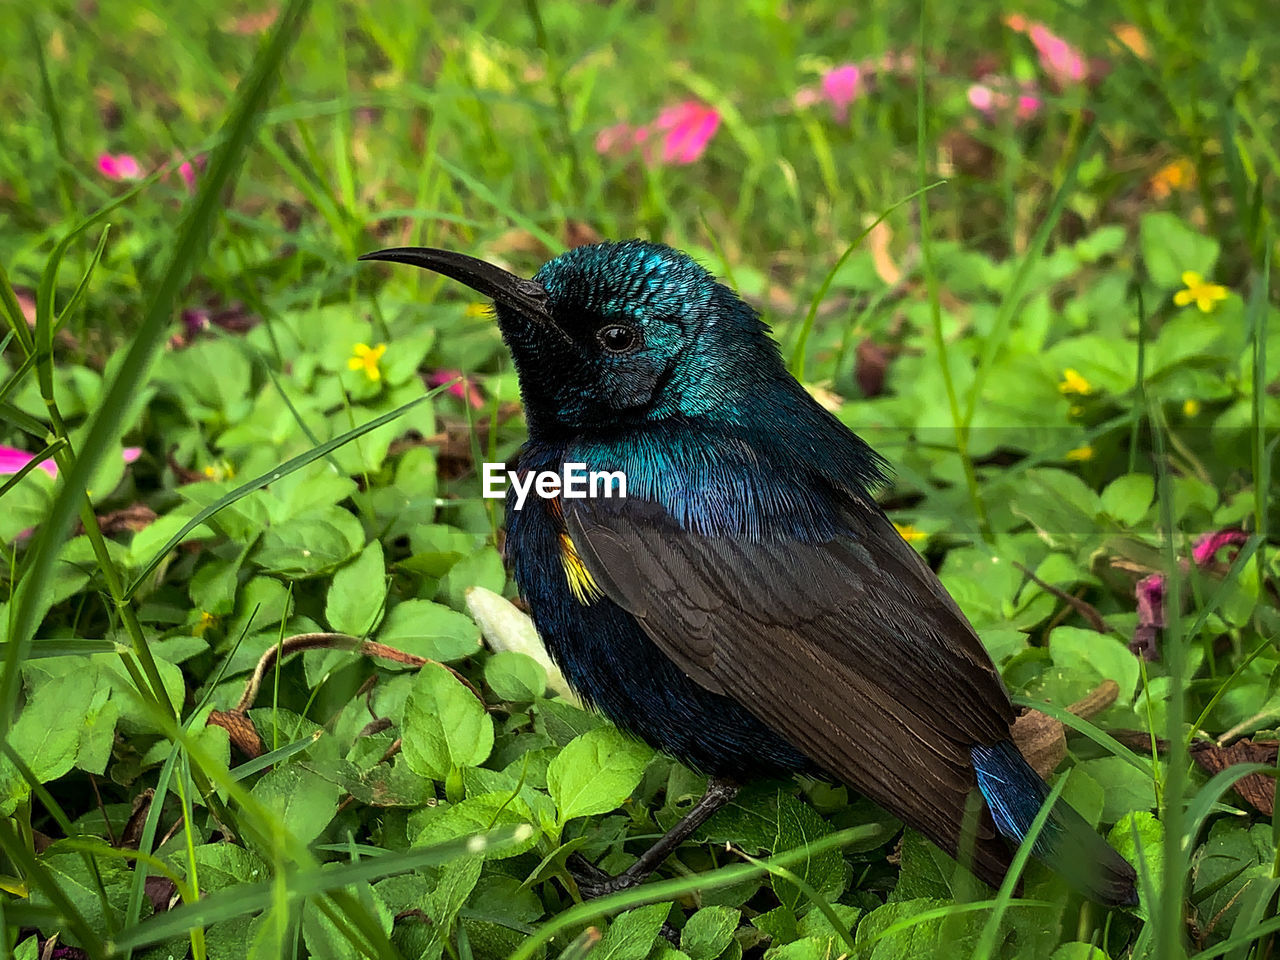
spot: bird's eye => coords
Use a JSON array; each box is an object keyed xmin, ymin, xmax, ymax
[{"xmin": 597, "ymin": 323, "xmax": 640, "ymax": 355}]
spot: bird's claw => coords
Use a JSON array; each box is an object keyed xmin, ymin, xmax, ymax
[{"xmin": 566, "ymin": 853, "xmax": 638, "ymax": 899}]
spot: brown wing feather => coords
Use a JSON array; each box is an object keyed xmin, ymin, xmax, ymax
[{"xmin": 565, "ymin": 496, "xmax": 1018, "ymax": 886}]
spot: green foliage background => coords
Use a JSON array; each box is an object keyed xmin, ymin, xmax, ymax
[{"xmin": 0, "ymin": 1, "xmax": 1277, "ymax": 958}]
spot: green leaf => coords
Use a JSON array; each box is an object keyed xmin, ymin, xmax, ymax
[
  {"xmin": 1191, "ymin": 820, "xmax": 1272, "ymax": 936},
  {"xmin": 1077, "ymin": 757, "xmax": 1157, "ymax": 822},
  {"xmin": 376, "ymin": 599, "xmax": 481, "ymax": 662},
  {"xmin": 485, "ymin": 650, "xmax": 547, "ymax": 702},
  {"xmin": 1139, "ymin": 212, "xmax": 1220, "ymax": 289},
  {"xmin": 250, "ymin": 763, "xmax": 342, "ymax": 847},
  {"xmin": 682, "ymin": 906, "xmax": 741, "ymax": 960},
  {"xmin": 409, "ymin": 793, "xmax": 539, "ymax": 859},
  {"xmin": 325, "ymin": 540, "xmax": 386, "ymax": 636},
  {"xmin": 764, "ymin": 939, "xmax": 830, "ymax": 960},
  {"xmin": 429, "ymin": 854, "xmax": 483, "ymax": 927},
  {"xmin": 797, "ymin": 904, "xmax": 862, "ymax": 946},
  {"xmin": 772, "ymin": 790, "xmax": 846, "ymax": 908},
  {"xmin": 855, "ymin": 898, "xmax": 987, "ymax": 960},
  {"xmin": 8, "ymin": 669, "xmax": 97, "ymax": 786},
  {"xmin": 595, "ymin": 902, "xmax": 672, "ymax": 960},
  {"xmin": 546, "ymin": 726, "xmax": 653, "ymax": 825},
  {"xmin": 191, "ymin": 843, "xmax": 271, "ymax": 892},
  {"xmin": 302, "ymin": 883, "xmax": 393, "ymax": 960},
  {"xmin": 30, "ymin": 847, "xmax": 131, "ymax": 947},
  {"xmin": 1049, "ymin": 944, "xmax": 1111, "ymax": 960},
  {"xmin": 536, "ymin": 697, "xmax": 606, "ymax": 745},
  {"xmin": 1048, "ymin": 626, "xmax": 1141, "ymax": 705},
  {"xmin": 1108, "ymin": 811, "xmax": 1163, "ymax": 919},
  {"xmin": 255, "ymin": 514, "xmax": 359, "ymax": 576},
  {"xmin": 438, "ymin": 546, "xmax": 506, "ymax": 610},
  {"xmin": 1099, "ymin": 474, "xmax": 1154, "ymax": 527},
  {"xmin": 401, "ymin": 662, "xmax": 494, "ymax": 779}
]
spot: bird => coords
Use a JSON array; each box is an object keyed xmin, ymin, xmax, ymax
[{"xmin": 358, "ymin": 239, "xmax": 1139, "ymax": 907}]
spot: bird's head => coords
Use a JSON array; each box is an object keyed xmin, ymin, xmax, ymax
[{"xmin": 359, "ymin": 240, "xmax": 783, "ymax": 437}]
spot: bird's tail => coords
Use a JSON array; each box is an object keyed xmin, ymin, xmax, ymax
[{"xmin": 971, "ymin": 740, "xmax": 1138, "ymax": 907}]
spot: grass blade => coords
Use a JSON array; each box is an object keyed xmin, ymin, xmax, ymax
[{"xmin": 0, "ymin": 0, "xmax": 313, "ymax": 736}]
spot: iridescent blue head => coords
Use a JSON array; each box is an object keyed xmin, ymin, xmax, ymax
[{"xmin": 359, "ymin": 240, "xmax": 785, "ymax": 437}]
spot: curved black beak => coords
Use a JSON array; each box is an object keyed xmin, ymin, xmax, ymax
[{"xmin": 358, "ymin": 247, "xmax": 555, "ymax": 328}]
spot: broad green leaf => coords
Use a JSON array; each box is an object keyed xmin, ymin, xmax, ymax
[
  {"xmin": 764, "ymin": 938, "xmax": 832, "ymax": 960},
  {"xmin": 1190, "ymin": 820, "xmax": 1272, "ymax": 936},
  {"xmin": 855, "ymin": 897, "xmax": 988, "ymax": 960},
  {"xmin": 30, "ymin": 846, "xmax": 131, "ymax": 945},
  {"xmin": 484, "ymin": 650, "xmax": 547, "ymax": 702},
  {"xmin": 595, "ymin": 902, "xmax": 672, "ymax": 960},
  {"xmin": 429, "ymin": 854, "xmax": 483, "ymax": 927},
  {"xmin": 1049, "ymin": 944, "xmax": 1111, "ymax": 960},
  {"xmin": 376, "ymin": 599, "xmax": 481, "ymax": 662},
  {"xmin": 547, "ymin": 726, "xmax": 653, "ymax": 824},
  {"xmin": 302, "ymin": 882, "xmax": 392, "ymax": 960},
  {"xmin": 254, "ymin": 512, "xmax": 361, "ymax": 576},
  {"xmin": 1077, "ymin": 757, "xmax": 1157, "ymax": 822},
  {"xmin": 1108, "ymin": 811, "xmax": 1163, "ymax": 919},
  {"xmin": 250, "ymin": 763, "xmax": 342, "ymax": 847},
  {"xmin": 438, "ymin": 545, "xmax": 505, "ymax": 610},
  {"xmin": 773, "ymin": 789, "xmax": 847, "ymax": 908},
  {"xmin": 401, "ymin": 662, "xmax": 493, "ymax": 779},
  {"xmin": 325, "ymin": 540, "xmax": 386, "ymax": 635},
  {"xmin": 1139, "ymin": 211, "xmax": 1220, "ymax": 289},
  {"xmin": 1099, "ymin": 474, "xmax": 1154, "ymax": 527},
  {"xmin": 682, "ymin": 905, "xmax": 741, "ymax": 960},
  {"xmin": 798, "ymin": 903, "xmax": 862, "ymax": 947},
  {"xmin": 191, "ymin": 843, "xmax": 271, "ymax": 892},
  {"xmin": 409, "ymin": 793, "xmax": 539, "ymax": 859},
  {"xmin": 1048, "ymin": 626, "xmax": 1141, "ymax": 705},
  {"xmin": 2, "ymin": 669, "xmax": 96, "ymax": 807}
]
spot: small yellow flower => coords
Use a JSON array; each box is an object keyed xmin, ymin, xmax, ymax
[
  {"xmin": 202, "ymin": 460, "xmax": 235, "ymax": 481},
  {"xmin": 1173, "ymin": 272, "xmax": 1228, "ymax": 313},
  {"xmin": 1183, "ymin": 398, "xmax": 1201, "ymax": 417},
  {"xmin": 1066, "ymin": 445, "xmax": 1094, "ymax": 462},
  {"xmin": 193, "ymin": 610, "xmax": 217, "ymax": 637},
  {"xmin": 894, "ymin": 523, "xmax": 928, "ymax": 543},
  {"xmin": 464, "ymin": 302, "xmax": 492, "ymax": 318},
  {"xmin": 348, "ymin": 342, "xmax": 387, "ymax": 382},
  {"xmin": 1058, "ymin": 368, "xmax": 1092, "ymax": 396}
]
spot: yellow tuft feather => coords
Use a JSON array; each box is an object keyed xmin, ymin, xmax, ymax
[{"xmin": 559, "ymin": 533, "xmax": 603, "ymax": 605}]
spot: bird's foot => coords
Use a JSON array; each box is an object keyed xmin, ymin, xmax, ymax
[{"xmin": 566, "ymin": 852, "xmax": 640, "ymax": 899}]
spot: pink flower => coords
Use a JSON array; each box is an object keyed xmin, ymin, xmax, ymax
[
  {"xmin": 1130, "ymin": 528, "xmax": 1250, "ymax": 660},
  {"xmin": 1016, "ymin": 94, "xmax": 1043, "ymax": 119},
  {"xmin": 595, "ymin": 101, "xmax": 721, "ymax": 166},
  {"xmin": 1028, "ymin": 24, "xmax": 1087, "ymax": 86},
  {"xmin": 652, "ymin": 102, "xmax": 721, "ymax": 164},
  {"xmin": 0, "ymin": 446, "xmax": 58, "ymax": 480},
  {"xmin": 595, "ymin": 123, "xmax": 634, "ymax": 156},
  {"xmin": 968, "ymin": 84, "xmax": 995, "ymax": 113},
  {"xmin": 820, "ymin": 65, "xmax": 862, "ymax": 122},
  {"xmin": 97, "ymin": 153, "xmax": 142, "ymax": 181},
  {"xmin": 1191, "ymin": 529, "xmax": 1248, "ymax": 566},
  {"xmin": 427, "ymin": 370, "xmax": 485, "ymax": 409},
  {"xmin": 1004, "ymin": 15, "xmax": 1087, "ymax": 87},
  {"xmin": 968, "ymin": 78, "xmax": 1043, "ymax": 123},
  {"xmin": 0, "ymin": 445, "xmax": 141, "ymax": 481},
  {"xmin": 178, "ymin": 161, "xmax": 197, "ymax": 191}
]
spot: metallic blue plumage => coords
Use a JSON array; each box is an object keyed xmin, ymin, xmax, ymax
[{"xmin": 359, "ymin": 237, "xmax": 1138, "ymax": 907}]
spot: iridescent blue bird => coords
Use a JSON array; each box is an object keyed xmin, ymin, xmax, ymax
[{"xmin": 359, "ymin": 239, "xmax": 1138, "ymax": 906}]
